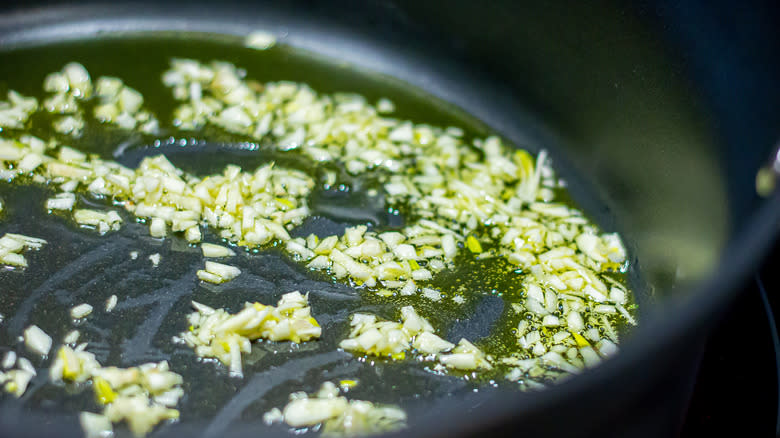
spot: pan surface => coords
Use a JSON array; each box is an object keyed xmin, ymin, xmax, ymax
[
  {"xmin": 0, "ymin": 33, "xmax": 580, "ymax": 437},
  {"xmin": 0, "ymin": 2, "xmax": 779, "ymax": 438}
]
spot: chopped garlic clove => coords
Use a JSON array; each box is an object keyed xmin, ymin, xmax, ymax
[{"xmin": 24, "ymin": 325, "xmax": 52, "ymax": 357}]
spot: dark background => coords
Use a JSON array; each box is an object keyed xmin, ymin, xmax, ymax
[{"xmin": 682, "ymin": 240, "xmax": 780, "ymax": 437}]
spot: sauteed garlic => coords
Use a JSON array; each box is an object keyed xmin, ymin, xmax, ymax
[{"xmin": 0, "ymin": 55, "xmax": 636, "ymax": 437}]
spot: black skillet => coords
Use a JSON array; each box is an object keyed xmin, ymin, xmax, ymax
[{"xmin": 0, "ymin": 1, "xmax": 779, "ymax": 437}]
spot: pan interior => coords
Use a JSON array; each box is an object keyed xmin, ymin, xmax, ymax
[{"xmin": 0, "ymin": 32, "xmax": 645, "ymax": 437}]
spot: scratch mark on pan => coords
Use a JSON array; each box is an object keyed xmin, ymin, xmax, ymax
[
  {"xmin": 6, "ymin": 238, "xmax": 131, "ymax": 336},
  {"xmin": 71, "ymin": 257, "xmax": 137, "ymax": 298},
  {"xmin": 119, "ymin": 267, "xmax": 198, "ymax": 364},
  {"xmin": 203, "ymin": 350, "xmax": 345, "ymax": 438}
]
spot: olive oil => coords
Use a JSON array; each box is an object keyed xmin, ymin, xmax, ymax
[{"xmin": 0, "ymin": 33, "xmax": 636, "ymax": 430}]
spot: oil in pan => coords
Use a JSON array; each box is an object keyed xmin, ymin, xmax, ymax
[{"xmin": 0, "ymin": 33, "xmax": 637, "ymax": 437}]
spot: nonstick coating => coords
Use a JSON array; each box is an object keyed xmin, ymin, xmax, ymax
[
  {"xmin": 0, "ymin": 1, "xmax": 779, "ymax": 438},
  {"xmin": 0, "ymin": 33, "xmax": 528, "ymax": 438}
]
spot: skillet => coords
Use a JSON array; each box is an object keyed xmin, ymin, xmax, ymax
[{"xmin": 0, "ymin": 1, "xmax": 779, "ymax": 437}]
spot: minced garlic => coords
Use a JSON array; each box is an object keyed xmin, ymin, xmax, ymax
[
  {"xmin": 50, "ymin": 345, "xmax": 183, "ymax": 437},
  {"xmin": 268, "ymin": 381, "xmax": 406, "ymax": 436},
  {"xmin": 0, "ymin": 352, "xmax": 35, "ymax": 398},
  {"xmin": 0, "ymin": 233, "xmax": 47, "ymax": 268},
  {"xmin": 197, "ymin": 261, "xmax": 241, "ymax": 284},
  {"xmin": 0, "ymin": 55, "xmax": 641, "ymax": 436},
  {"xmin": 176, "ymin": 291, "xmax": 321, "ymax": 377},
  {"xmin": 339, "ymin": 306, "xmax": 452, "ymax": 359}
]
